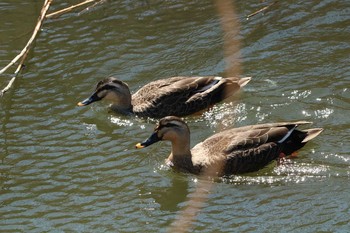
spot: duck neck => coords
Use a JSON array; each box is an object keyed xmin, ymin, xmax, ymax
[
  {"xmin": 109, "ymin": 92, "xmax": 133, "ymax": 114},
  {"xmin": 167, "ymin": 137, "xmax": 195, "ymax": 172},
  {"xmin": 110, "ymin": 104, "xmax": 133, "ymax": 115}
]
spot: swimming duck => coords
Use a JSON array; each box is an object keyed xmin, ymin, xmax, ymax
[
  {"xmin": 77, "ymin": 76, "xmax": 250, "ymax": 118},
  {"xmin": 135, "ymin": 116, "xmax": 323, "ymax": 176}
]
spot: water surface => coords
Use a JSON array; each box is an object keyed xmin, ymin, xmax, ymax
[{"xmin": 1, "ymin": 0, "xmax": 349, "ymax": 232}]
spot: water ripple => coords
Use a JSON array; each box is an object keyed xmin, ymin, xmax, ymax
[{"xmin": 1, "ymin": 1, "xmax": 349, "ymax": 232}]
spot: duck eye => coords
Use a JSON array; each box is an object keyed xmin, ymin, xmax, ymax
[
  {"xmin": 103, "ymin": 84, "xmax": 116, "ymax": 90},
  {"xmin": 96, "ymin": 84, "xmax": 115, "ymax": 94}
]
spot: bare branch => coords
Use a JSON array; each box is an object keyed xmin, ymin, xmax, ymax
[
  {"xmin": 46, "ymin": 0, "xmax": 96, "ymax": 18},
  {"xmin": 78, "ymin": 0, "xmax": 107, "ymax": 16},
  {"xmin": 0, "ymin": 0, "xmax": 52, "ymax": 75},
  {"xmin": 1, "ymin": 0, "xmax": 53, "ymax": 96}
]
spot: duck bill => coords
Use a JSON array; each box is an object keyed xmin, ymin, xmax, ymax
[
  {"xmin": 135, "ymin": 132, "xmax": 161, "ymax": 149},
  {"xmin": 77, "ymin": 92, "xmax": 101, "ymax": 106}
]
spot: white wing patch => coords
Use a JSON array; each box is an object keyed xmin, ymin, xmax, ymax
[{"xmin": 196, "ymin": 77, "xmax": 222, "ymax": 93}]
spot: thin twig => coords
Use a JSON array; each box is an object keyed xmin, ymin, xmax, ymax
[
  {"xmin": 78, "ymin": 0, "xmax": 107, "ymax": 16},
  {"xmin": 0, "ymin": 0, "xmax": 52, "ymax": 75},
  {"xmin": 246, "ymin": 1, "xmax": 278, "ymax": 20},
  {"xmin": 46, "ymin": 0, "xmax": 96, "ymax": 18},
  {"xmin": 1, "ymin": 0, "xmax": 53, "ymax": 97}
]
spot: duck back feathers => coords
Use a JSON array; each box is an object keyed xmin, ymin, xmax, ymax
[
  {"xmin": 192, "ymin": 121, "xmax": 323, "ymax": 174},
  {"xmin": 132, "ymin": 76, "xmax": 250, "ymax": 118}
]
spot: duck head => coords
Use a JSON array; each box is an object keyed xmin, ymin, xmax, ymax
[
  {"xmin": 77, "ymin": 77, "xmax": 132, "ymax": 111},
  {"xmin": 136, "ymin": 116, "xmax": 190, "ymax": 149}
]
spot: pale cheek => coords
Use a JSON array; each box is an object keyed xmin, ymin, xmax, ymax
[{"xmin": 104, "ymin": 93, "xmax": 118, "ymax": 101}]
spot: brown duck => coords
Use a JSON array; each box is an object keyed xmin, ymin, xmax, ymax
[
  {"xmin": 77, "ymin": 76, "xmax": 250, "ymax": 118},
  {"xmin": 136, "ymin": 116, "xmax": 323, "ymax": 176}
]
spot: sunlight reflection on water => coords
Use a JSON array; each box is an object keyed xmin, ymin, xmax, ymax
[
  {"xmin": 203, "ymin": 102, "xmax": 247, "ymax": 129},
  {"xmin": 1, "ymin": 0, "xmax": 349, "ymax": 232},
  {"xmin": 110, "ymin": 116, "xmax": 134, "ymax": 127}
]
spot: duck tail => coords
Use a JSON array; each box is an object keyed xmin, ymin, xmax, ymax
[
  {"xmin": 281, "ymin": 127, "xmax": 323, "ymax": 155},
  {"xmin": 237, "ymin": 77, "xmax": 251, "ymax": 87},
  {"xmin": 301, "ymin": 128, "xmax": 324, "ymax": 143},
  {"xmin": 221, "ymin": 77, "xmax": 251, "ymax": 99}
]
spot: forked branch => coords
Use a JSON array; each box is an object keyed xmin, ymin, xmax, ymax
[
  {"xmin": 46, "ymin": 0, "xmax": 103, "ymax": 18},
  {"xmin": 0, "ymin": 0, "xmax": 53, "ymax": 96}
]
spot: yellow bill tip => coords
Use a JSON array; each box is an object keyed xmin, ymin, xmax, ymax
[
  {"xmin": 135, "ymin": 143, "xmax": 144, "ymax": 149},
  {"xmin": 77, "ymin": 102, "xmax": 85, "ymax": 106}
]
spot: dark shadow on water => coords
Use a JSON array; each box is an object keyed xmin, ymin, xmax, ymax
[{"xmin": 152, "ymin": 174, "xmax": 189, "ymax": 212}]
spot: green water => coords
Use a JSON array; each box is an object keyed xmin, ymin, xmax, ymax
[{"xmin": 1, "ymin": 1, "xmax": 349, "ymax": 232}]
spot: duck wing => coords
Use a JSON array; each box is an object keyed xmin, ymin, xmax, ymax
[
  {"xmin": 132, "ymin": 76, "xmax": 246, "ymax": 118},
  {"xmin": 191, "ymin": 122, "xmax": 316, "ymax": 175}
]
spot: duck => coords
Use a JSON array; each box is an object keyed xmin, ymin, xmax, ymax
[
  {"xmin": 135, "ymin": 116, "xmax": 323, "ymax": 176},
  {"xmin": 77, "ymin": 76, "xmax": 250, "ymax": 118}
]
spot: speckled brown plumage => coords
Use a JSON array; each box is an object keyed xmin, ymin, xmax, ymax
[
  {"xmin": 78, "ymin": 76, "xmax": 250, "ymax": 118},
  {"xmin": 136, "ymin": 116, "xmax": 323, "ymax": 176}
]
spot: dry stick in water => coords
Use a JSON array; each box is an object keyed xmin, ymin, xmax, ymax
[
  {"xmin": 1, "ymin": 53, "xmax": 28, "ymax": 97},
  {"xmin": 46, "ymin": 0, "xmax": 96, "ymax": 18},
  {"xmin": 246, "ymin": 1, "xmax": 278, "ymax": 19},
  {"xmin": 168, "ymin": 1, "xmax": 242, "ymax": 232},
  {"xmin": 0, "ymin": 0, "xmax": 53, "ymax": 97}
]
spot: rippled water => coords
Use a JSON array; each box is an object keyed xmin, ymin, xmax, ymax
[{"xmin": 1, "ymin": 0, "xmax": 349, "ymax": 232}]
